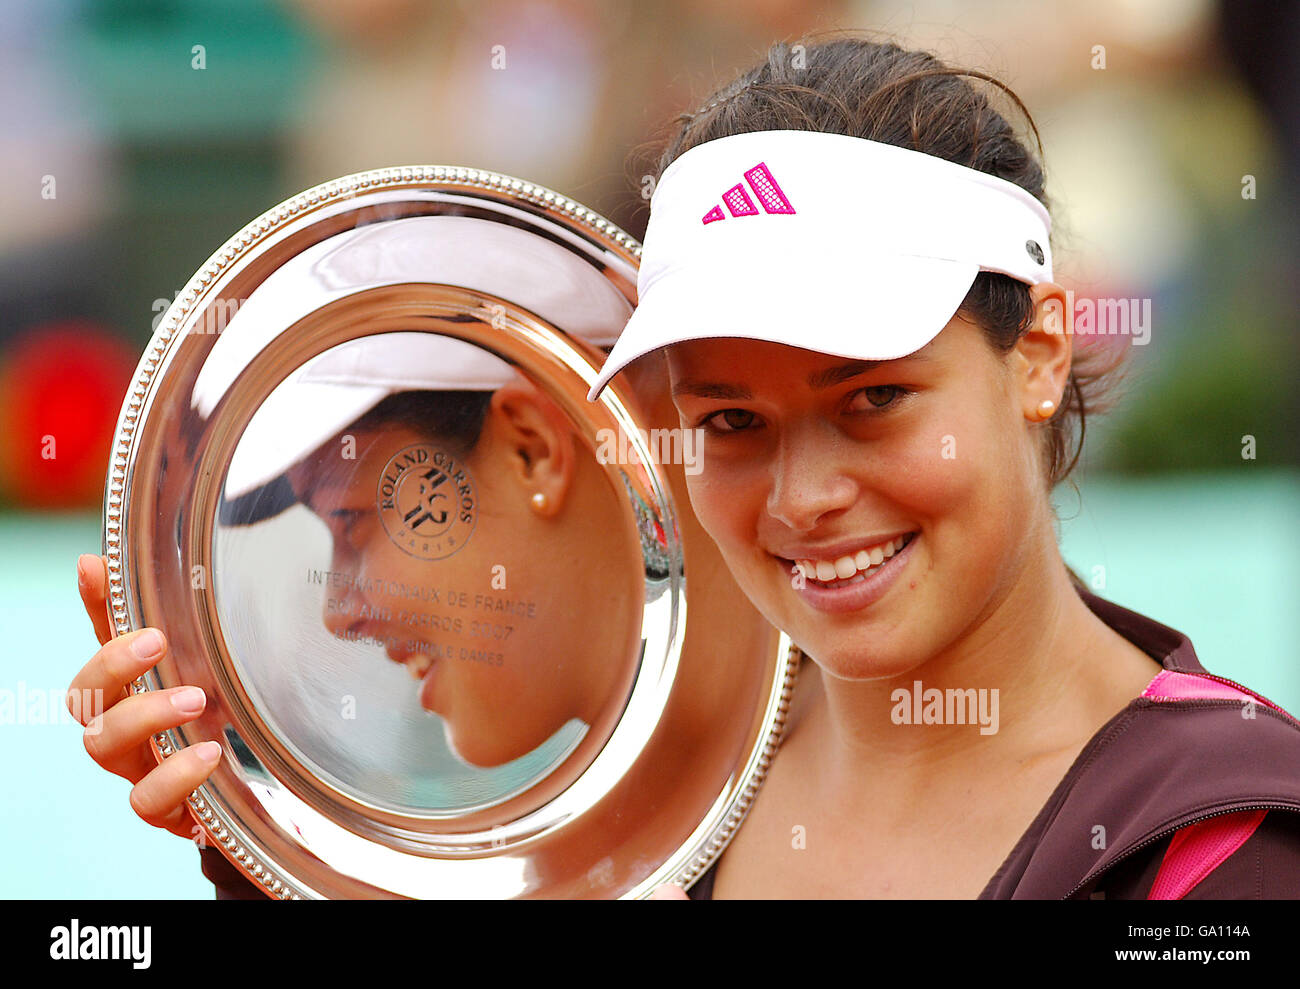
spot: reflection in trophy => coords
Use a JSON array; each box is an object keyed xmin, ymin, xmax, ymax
[
  {"xmin": 107, "ymin": 169, "xmax": 793, "ymax": 897},
  {"xmin": 215, "ymin": 332, "xmax": 641, "ymax": 813}
]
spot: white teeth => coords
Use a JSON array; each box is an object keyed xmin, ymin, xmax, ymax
[
  {"xmin": 797, "ymin": 534, "xmax": 913, "ymax": 585},
  {"xmin": 405, "ymin": 655, "xmax": 433, "ymax": 679}
]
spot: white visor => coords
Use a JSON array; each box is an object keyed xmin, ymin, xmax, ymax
[
  {"xmin": 224, "ymin": 334, "xmax": 517, "ymax": 500},
  {"xmin": 586, "ymin": 129, "xmax": 1052, "ymax": 402}
]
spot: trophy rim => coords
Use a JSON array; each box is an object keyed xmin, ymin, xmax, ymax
[{"xmin": 102, "ymin": 163, "xmax": 801, "ymax": 899}]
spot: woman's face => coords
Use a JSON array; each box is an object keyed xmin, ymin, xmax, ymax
[
  {"xmin": 286, "ymin": 408, "xmax": 627, "ymax": 768},
  {"xmin": 666, "ymin": 316, "xmax": 1049, "ymax": 681}
]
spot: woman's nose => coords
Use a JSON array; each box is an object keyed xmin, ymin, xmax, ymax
[
  {"xmin": 321, "ymin": 589, "xmax": 364, "ymax": 639},
  {"xmin": 765, "ymin": 427, "xmax": 859, "ymax": 531}
]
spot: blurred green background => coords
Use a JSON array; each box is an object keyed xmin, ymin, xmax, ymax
[{"xmin": 1, "ymin": 0, "xmax": 1297, "ymax": 897}]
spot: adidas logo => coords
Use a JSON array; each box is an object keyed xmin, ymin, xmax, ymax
[{"xmin": 701, "ymin": 162, "xmax": 796, "ymax": 224}]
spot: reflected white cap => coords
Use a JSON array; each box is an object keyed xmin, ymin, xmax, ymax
[
  {"xmin": 586, "ymin": 129, "xmax": 1052, "ymax": 402},
  {"xmin": 223, "ymin": 334, "xmax": 517, "ymax": 500},
  {"xmin": 209, "ymin": 210, "xmax": 630, "ymax": 507}
]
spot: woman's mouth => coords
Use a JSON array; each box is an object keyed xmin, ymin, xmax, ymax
[
  {"xmin": 384, "ymin": 642, "xmax": 442, "ymax": 710},
  {"xmin": 776, "ymin": 531, "xmax": 919, "ymax": 614}
]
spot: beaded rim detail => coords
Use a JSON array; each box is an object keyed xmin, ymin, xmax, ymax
[
  {"xmin": 104, "ymin": 163, "xmax": 796, "ymax": 899},
  {"xmin": 665, "ymin": 643, "xmax": 801, "ymax": 892}
]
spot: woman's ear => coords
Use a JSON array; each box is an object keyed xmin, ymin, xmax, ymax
[
  {"xmin": 1011, "ymin": 281, "xmax": 1072, "ymax": 420},
  {"xmin": 485, "ymin": 382, "xmax": 576, "ymax": 517}
]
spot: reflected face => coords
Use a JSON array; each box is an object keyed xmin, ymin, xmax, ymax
[
  {"xmin": 666, "ymin": 318, "xmax": 1042, "ymax": 680},
  {"xmin": 287, "ymin": 422, "xmax": 592, "ymax": 768}
]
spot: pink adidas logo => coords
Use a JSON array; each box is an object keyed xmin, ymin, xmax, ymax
[{"xmin": 701, "ymin": 162, "xmax": 795, "ymax": 224}]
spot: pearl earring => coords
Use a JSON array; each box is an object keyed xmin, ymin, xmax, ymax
[
  {"xmin": 531, "ymin": 492, "xmax": 548, "ymax": 512},
  {"xmin": 1037, "ymin": 399, "xmax": 1056, "ymax": 420}
]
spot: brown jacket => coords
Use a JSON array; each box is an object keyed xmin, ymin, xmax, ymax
[{"xmin": 690, "ymin": 591, "xmax": 1300, "ymax": 899}]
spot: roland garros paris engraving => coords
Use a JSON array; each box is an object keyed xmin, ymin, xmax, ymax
[{"xmin": 377, "ymin": 444, "xmax": 477, "ymax": 560}]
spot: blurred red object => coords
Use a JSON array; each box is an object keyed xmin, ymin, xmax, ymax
[{"xmin": 0, "ymin": 321, "xmax": 138, "ymax": 509}]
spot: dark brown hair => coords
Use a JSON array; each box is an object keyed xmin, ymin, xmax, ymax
[
  {"xmin": 350, "ymin": 389, "xmax": 492, "ymax": 457},
  {"xmin": 641, "ymin": 32, "xmax": 1124, "ymax": 492}
]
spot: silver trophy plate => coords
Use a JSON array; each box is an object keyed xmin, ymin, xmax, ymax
[{"xmin": 102, "ymin": 166, "xmax": 800, "ymax": 898}]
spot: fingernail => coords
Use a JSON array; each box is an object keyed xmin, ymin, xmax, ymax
[
  {"xmin": 76, "ymin": 554, "xmax": 91, "ymax": 588},
  {"xmin": 131, "ymin": 629, "xmax": 164, "ymax": 660},
  {"xmin": 171, "ymin": 686, "xmax": 205, "ymax": 715},
  {"xmin": 195, "ymin": 741, "xmax": 222, "ymax": 764}
]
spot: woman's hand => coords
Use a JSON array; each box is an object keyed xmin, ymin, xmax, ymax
[
  {"xmin": 650, "ymin": 884, "xmax": 689, "ymax": 900},
  {"xmin": 68, "ymin": 553, "xmax": 221, "ymax": 840}
]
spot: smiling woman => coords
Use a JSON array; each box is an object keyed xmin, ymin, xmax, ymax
[{"xmin": 589, "ymin": 32, "xmax": 1300, "ymax": 899}]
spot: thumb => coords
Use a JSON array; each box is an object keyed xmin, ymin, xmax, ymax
[{"xmin": 650, "ymin": 883, "xmax": 690, "ymax": 900}]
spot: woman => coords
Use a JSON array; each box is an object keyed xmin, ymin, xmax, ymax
[
  {"xmin": 595, "ymin": 34, "xmax": 1300, "ymax": 899},
  {"xmin": 71, "ymin": 34, "xmax": 1300, "ymax": 899},
  {"xmin": 219, "ymin": 334, "xmax": 641, "ymax": 773}
]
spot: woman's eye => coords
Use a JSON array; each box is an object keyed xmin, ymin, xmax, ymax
[
  {"xmin": 852, "ymin": 385, "xmax": 907, "ymax": 410},
  {"xmin": 700, "ymin": 409, "xmax": 758, "ymax": 433},
  {"xmin": 330, "ymin": 509, "xmax": 364, "ymax": 532},
  {"xmin": 695, "ymin": 388, "xmax": 908, "ymax": 433}
]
